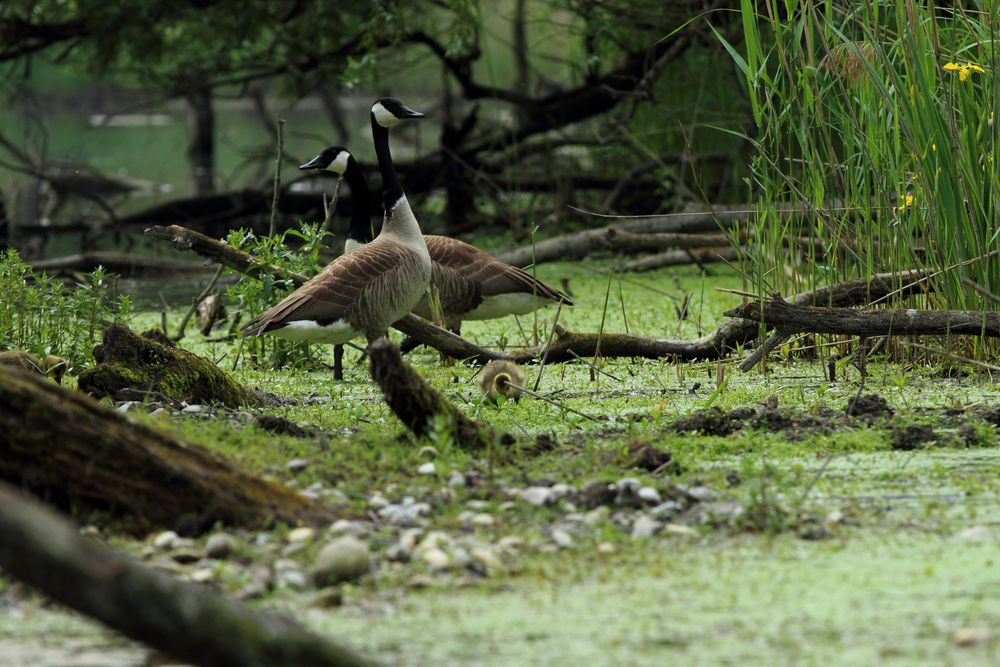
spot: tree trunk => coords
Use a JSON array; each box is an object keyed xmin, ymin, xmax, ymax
[
  {"xmin": 0, "ymin": 365, "xmax": 337, "ymax": 534},
  {"xmin": 186, "ymin": 84, "xmax": 216, "ymax": 196}
]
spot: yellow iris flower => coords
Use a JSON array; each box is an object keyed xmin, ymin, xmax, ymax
[
  {"xmin": 943, "ymin": 62, "xmax": 986, "ymax": 82},
  {"xmin": 894, "ymin": 194, "xmax": 915, "ymax": 214}
]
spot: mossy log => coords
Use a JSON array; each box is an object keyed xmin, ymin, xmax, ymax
[
  {"xmin": 0, "ymin": 365, "xmax": 336, "ymax": 534},
  {"xmin": 78, "ymin": 324, "xmax": 266, "ymax": 407},
  {"xmin": 368, "ymin": 339, "xmax": 496, "ymax": 450},
  {"xmin": 0, "ymin": 483, "xmax": 372, "ymax": 667}
]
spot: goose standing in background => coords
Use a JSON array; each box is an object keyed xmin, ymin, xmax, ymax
[
  {"xmin": 298, "ymin": 147, "xmax": 572, "ymax": 353},
  {"xmin": 296, "ymin": 144, "xmax": 372, "ymax": 379},
  {"xmin": 241, "ymin": 99, "xmax": 430, "ymax": 370}
]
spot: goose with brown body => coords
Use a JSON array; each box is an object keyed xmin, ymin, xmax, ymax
[
  {"xmin": 241, "ymin": 99, "xmax": 430, "ymax": 360},
  {"xmin": 298, "ymin": 146, "xmax": 572, "ymax": 352}
]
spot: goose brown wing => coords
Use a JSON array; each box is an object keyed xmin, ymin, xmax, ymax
[
  {"xmin": 425, "ymin": 235, "xmax": 572, "ymax": 305},
  {"xmin": 242, "ymin": 241, "xmax": 405, "ymax": 336}
]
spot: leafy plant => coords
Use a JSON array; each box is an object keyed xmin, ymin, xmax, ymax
[
  {"xmin": 225, "ymin": 223, "xmax": 333, "ymax": 369},
  {"xmin": 0, "ymin": 249, "xmax": 131, "ymax": 370}
]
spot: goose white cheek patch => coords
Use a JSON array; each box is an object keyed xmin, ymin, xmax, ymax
[
  {"xmin": 326, "ymin": 151, "xmax": 350, "ymax": 174},
  {"xmin": 372, "ymin": 102, "xmax": 399, "ymax": 127}
]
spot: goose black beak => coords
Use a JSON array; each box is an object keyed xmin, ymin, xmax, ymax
[
  {"xmin": 299, "ymin": 155, "xmax": 326, "ymax": 170},
  {"xmin": 398, "ymin": 104, "xmax": 425, "ymax": 119}
]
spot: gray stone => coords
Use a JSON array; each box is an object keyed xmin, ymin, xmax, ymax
[
  {"xmin": 420, "ymin": 547, "xmax": 451, "ymax": 570},
  {"xmin": 518, "ymin": 486, "xmax": 554, "ymax": 506},
  {"xmin": 181, "ymin": 404, "xmax": 204, "ymax": 414},
  {"xmin": 649, "ymin": 501, "xmax": 684, "ymax": 517},
  {"xmin": 686, "ymin": 485, "xmax": 716, "ymax": 502},
  {"xmin": 287, "ymin": 526, "xmax": 315, "ymax": 544},
  {"xmin": 170, "ymin": 548, "xmax": 202, "ymax": 565},
  {"xmin": 286, "ymin": 458, "xmax": 309, "ymax": 473},
  {"xmin": 417, "ymin": 462, "xmax": 437, "ymax": 475},
  {"xmin": 551, "ymin": 528, "xmax": 574, "ymax": 549},
  {"xmin": 448, "ymin": 472, "xmax": 467, "ymax": 488},
  {"xmin": 313, "ymin": 536, "xmax": 371, "ymax": 586},
  {"xmin": 637, "ymin": 486, "xmax": 662, "ymax": 504},
  {"xmin": 582, "ymin": 506, "xmax": 611, "ymax": 527},
  {"xmin": 329, "ymin": 519, "xmax": 371, "ymax": 538},
  {"xmin": 152, "ymin": 530, "xmax": 179, "ymax": 551},
  {"xmin": 117, "ymin": 401, "xmax": 143, "ymax": 413},
  {"xmin": 203, "ymin": 533, "xmax": 238, "ymax": 560},
  {"xmin": 631, "ymin": 515, "xmax": 661, "ymax": 539},
  {"xmin": 368, "ymin": 493, "xmax": 389, "ymax": 510},
  {"xmin": 385, "ymin": 542, "xmax": 413, "ymax": 563}
]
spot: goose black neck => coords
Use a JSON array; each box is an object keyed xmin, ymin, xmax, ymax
[
  {"xmin": 371, "ymin": 113, "xmax": 404, "ymax": 213},
  {"xmin": 344, "ymin": 155, "xmax": 372, "ymax": 244}
]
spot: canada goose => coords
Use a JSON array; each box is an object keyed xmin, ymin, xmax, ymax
[
  {"xmin": 298, "ymin": 146, "xmax": 572, "ymax": 350},
  {"xmin": 241, "ymin": 98, "xmax": 430, "ymax": 364}
]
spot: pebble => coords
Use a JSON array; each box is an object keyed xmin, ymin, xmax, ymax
[
  {"xmin": 420, "ymin": 547, "xmax": 451, "ymax": 570},
  {"xmin": 313, "ymin": 536, "xmax": 371, "ymax": 586},
  {"xmin": 466, "ymin": 500, "xmax": 490, "ymax": 510},
  {"xmin": 637, "ymin": 486, "xmax": 662, "ymax": 504},
  {"xmin": 286, "ymin": 458, "xmax": 309, "ymax": 473},
  {"xmin": 470, "ymin": 546, "xmax": 502, "ymax": 572},
  {"xmin": 313, "ymin": 588, "xmax": 343, "ymax": 609},
  {"xmin": 406, "ymin": 574, "xmax": 434, "ymax": 589},
  {"xmin": 685, "ymin": 485, "xmax": 716, "ymax": 502},
  {"xmin": 384, "ymin": 542, "xmax": 413, "ymax": 563},
  {"xmin": 470, "ymin": 513, "xmax": 495, "ymax": 527},
  {"xmin": 79, "ymin": 526, "xmax": 100, "ymax": 538},
  {"xmin": 150, "ymin": 407, "xmax": 167, "ymax": 417},
  {"xmin": 663, "ymin": 523, "xmax": 698, "ymax": 537},
  {"xmin": 582, "ymin": 506, "xmax": 611, "ymax": 527},
  {"xmin": 448, "ymin": 472, "xmax": 467, "ymax": 488},
  {"xmin": 188, "ymin": 568, "xmax": 215, "ymax": 583},
  {"xmin": 416, "ymin": 531, "xmax": 452, "ymax": 553},
  {"xmin": 203, "ymin": 533, "xmax": 238, "ymax": 560},
  {"xmin": 117, "ymin": 401, "xmax": 143, "ymax": 413},
  {"xmin": 649, "ymin": 501, "xmax": 684, "ymax": 517},
  {"xmin": 518, "ymin": 486, "xmax": 555, "ymax": 507},
  {"xmin": 368, "ymin": 493, "xmax": 389, "ymax": 511},
  {"xmin": 152, "ymin": 531, "xmax": 179, "ymax": 551},
  {"xmin": 631, "ymin": 515, "xmax": 661, "ymax": 539},
  {"xmin": 329, "ymin": 519, "xmax": 371, "ymax": 538},
  {"xmin": 181, "ymin": 404, "xmax": 204, "ymax": 414},
  {"xmin": 551, "ymin": 528, "xmax": 574, "ymax": 549},
  {"xmin": 170, "ymin": 548, "xmax": 202, "ymax": 565},
  {"xmin": 287, "ymin": 527, "xmax": 316, "ymax": 544},
  {"xmin": 596, "ymin": 542, "xmax": 616, "ymax": 555},
  {"xmin": 417, "ymin": 462, "xmax": 437, "ymax": 475},
  {"xmin": 236, "ymin": 565, "xmax": 273, "ymax": 600},
  {"xmin": 378, "ymin": 500, "xmax": 431, "ymax": 527},
  {"xmin": 496, "ymin": 535, "xmax": 525, "ymax": 554},
  {"xmin": 276, "ymin": 568, "xmax": 309, "ymax": 590}
]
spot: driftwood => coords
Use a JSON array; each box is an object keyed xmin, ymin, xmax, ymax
[
  {"xmin": 368, "ymin": 339, "xmax": 495, "ymax": 449},
  {"xmin": 0, "ymin": 483, "xmax": 371, "ymax": 667},
  {"xmin": 614, "ymin": 246, "xmax": 740, "ymax": 273},
  {"xmin": 78, "ymin": 324, "xmax": 267, "ymax": 407},
  {"xmin": 726, "ymin": 296, "xmax": 999, "ymax": 338},
  {"xmin": 0, "ymin": 365, "xmax": 336, "ymax": 533},
  {"xmin": 29, "ymin": 251, "xmax": 203, "ymax": 276}
]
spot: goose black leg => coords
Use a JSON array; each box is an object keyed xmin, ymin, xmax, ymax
[
  {"xmin": 399, "ymin": 336, "xmax": 421, "ymax": 354},
  {"xmin": 333, "ymin": 344, "xmax": 344, "ymax": 380}
]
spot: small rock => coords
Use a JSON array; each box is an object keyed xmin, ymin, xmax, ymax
[
  {"xmin": 649, "ymin": 501, "xmax": 684, "ymax": 517},
  {"xmin": 181, "ymin": 404, "xmax": 204, "ymax": 414},
  {"xmin": 466, "ymin": 500, "xmax": 490, "ymax": 510},
  {"xmin": 384, "ymin": 542, "xmax": 413, "ymax": 563},
  {"xmin": 281, "ymin": 542, "xmax": 307, "ymax": 558},
  {"xmin": 579, "ymin": 480, "xmax": 617, "ymax": 508},
  {"xmin": 170, "ymin": 548, "xmax": 202, "ymax": 565},
  {"xmin": 417, "ymin": 462, "xmax": 437, "ymax": 475},
  {"xmin": 685, "ymin": 486, "xmax": 715, "ymax": 502},
  {"xmin": 149, "ymin": 407, "xmax": 166, "ymax": 417},
  {"xmin": 663, "ymin": 523, "xmax": 698, "ymax": 536},
  {"xmin": 406, "ymin": 574, "xmax": 434, "ymax": 589},
  {"xmin": 582, "ymin": 506, "xmax": 611, "ymax": 527},
  {"xmin": 596, "ymin": 542, "xmax": 616, "ymax": 555},
  {"xmin": 637, "ymin": 486, "xmax": 662, "ymax": 505},
  {"xmin": 79, "ymin": 526, "xmax": 100, "ymax": 538},
  {"xmin": 152, "ymin": 530, "xmax": 179, "ymax": 551},
  {"xmin": 825, "ymin": 510, "xmax": 845, "ymax": 525},
  {"xmin": 235, "ymin": 565, "xmax": 273, "ymax": 600},
  {"xmin": 313, "ymin": 588, "xmax": 343, "ymax": 609},
  {"xmin": 420, "ymin": 547, "xmax": 451, "ymax": 570},
  {"xmin": 448, "ymin": 472, "xmax": 467, "ymax": 488},
  {"xmin": 518, "ymin": 486, "xmax": 554, "ymax": 507},
  {"xmin": 951, "ymin": 627, "xmax": 993, "ymax": 646},
  {"xmin": 313, "ymin": 536, "xmax": 371, "ymax": 586},
  {"xmin": 117, "ymin": 401, "xmax": 143, "ymax": 413},
  {"xmin": 368, "ymin": 493, "xmax": 389, "ymax": 511},
  {"xmin": 551, "ymin": 528, "xmax": 574, "ymax": 549},
  {"xmin": 954, "ymin": 525, "xmax": 993, "ymax": 542},
  {"xmin": 495, "ymin": 535, "xmax": 525, "ymax": 554},
  {"xmin": 379, "ymin": 503, "xmax": 429, "ymax": 527},
  {"xmin": 286, "ymin": 458, "xmax": 309, "ymax": 473},
  {"xmin": 287, "ymin": 527, "xmax": 316, "ymax": 544},
  {"xmin": 470, "ymin": 546, "xmax": 502, "ymax": 573},
  {"xmin": 631, "ymin": 515, "xmax": 661, "ymax": 539},
  {"xmin": 188, "ymin": 567, "xmax": 215, "ymax": 583},
  {"xmin": 470, "ymin": 513, "xmax": 495, "ymax": 527},
  {"xmin": 329, "ymin": 519, "xmax": 370, "ymax": 538},
  {"xmin": 204, "ymin": 533, "xmax": 238, "ymax": 560},
  {"xmin": 276, "ymin": 568, "xmax": 308, "ymax": 590}
]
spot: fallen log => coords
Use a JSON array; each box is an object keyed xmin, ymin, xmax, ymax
[
  {"xmin": 0, "ymin": 483, "xmax": 371, "ymax": 667},
  {"xmin": 78, "ymin": 324, "xmax": 268, "ymax": 407},
  {"xmin": 368, "ymin": 339, "xmax": 495, "ymax": 449},
  {"xmin": 0, "ymin": 365, "xmax": 335, "ymax": 533},
  {"xmin": 145, "ymin": 223, "xmax": 929, "ymax": 365},
  {"xmin": 726, "ymin": 296, "xmax": 999, "ymax": 338},
  {"xmin": 29, "ymin": 251, "xmax": 204, "ymax": 276},
  {"xmin": 614, "ymin": 246, "xmax": 740, "ymax": 273}
]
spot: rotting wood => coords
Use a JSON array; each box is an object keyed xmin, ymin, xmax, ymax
[
  {"xmin": 368, "ymin": 339, "xmax": 496, "ymax": 450},
  {"xmin": 726, "ymin": 296, "xmax": 1000, "ymax": 339},
  {"xmin": 0, "ymin": 365, "xmax": 337, "ymax": 534},
  {"xmin": 614, "ymin": 246, "xmax": 740, "ymax": 273},
  {"xmin": 78, "ymin": 324, "xmax": 268, "ymax": 407},
  {"xmin": 0, "ymin": 482, "xmax": 372, "ymax": 667}
]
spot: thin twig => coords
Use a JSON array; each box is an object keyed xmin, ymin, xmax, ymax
[
  {"xmin": 532, "ymin": 299, "xmax": 564, "ymax": 392},
  {"xmin": 504, "ymin": 380, "xmax": 601, "ymax": 422},
  {"xmin": 899, "ymin": 340, "xmax": 1000, "ymax": 374},
  {"xmin": 268, "ymin": 117, "xmax": 285, "ymax": 237}
]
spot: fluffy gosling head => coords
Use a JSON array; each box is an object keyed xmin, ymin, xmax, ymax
[{"xmin": 479, "ymin": 360, "xmax": 524, "ymax": 404}]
